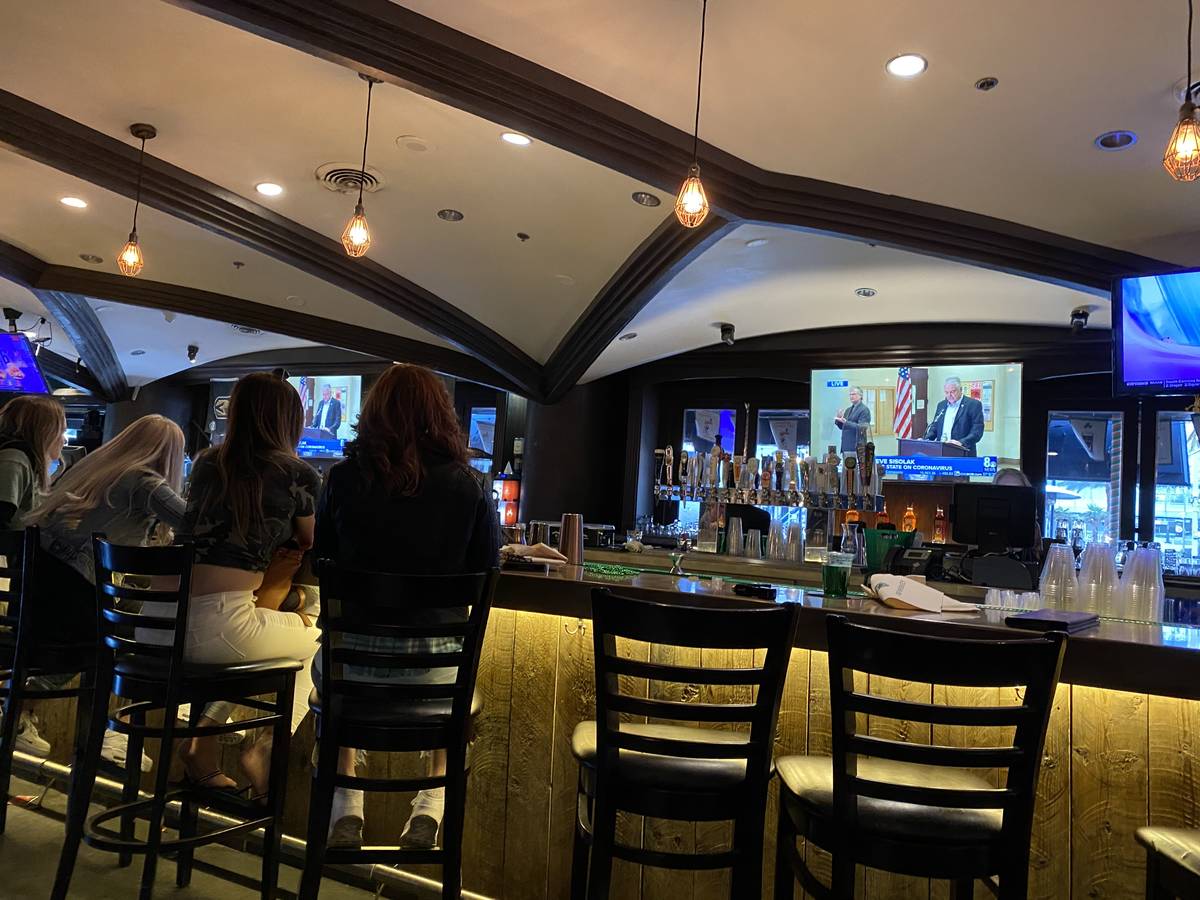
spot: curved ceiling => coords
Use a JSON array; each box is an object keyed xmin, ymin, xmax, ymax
[
  {"xmin": 586, "ymin": 223, "xmax": 1101, "ymax": 381},
  {"xmin": 400, "ymin": 0, "xmax": 1200, "ymax": 264}
]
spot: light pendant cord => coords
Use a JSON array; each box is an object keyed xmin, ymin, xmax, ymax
[
  {"xmin": 691, "ymin": 0, "xmax": 708, "ymax": 164},
  {"xmin": 131, "ymin": 136, "xmax": 146, "ymax": 233},
  {"xmin": 357, "ymin": 78, "xmax": 375, "ymax": 207},
  {"xmin": 1189, "ymin": 0, "xmax": 1195, "ymax": 104}
]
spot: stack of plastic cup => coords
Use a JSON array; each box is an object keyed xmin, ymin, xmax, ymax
[
  {"xmin": 1078, "ymin": 542, "xmax": 1119, "ymax": 615},
  {"xmin": 767, "ymin": 521, "xmax": 787, "ymax": 560},
  {"xmin": 785, "ymin": 523, "xmax": 803, "ymax": 563},
  {"xmin": 745, "ymin": 528, "xmax": 763, "ymax": 559},
  {"xmin": 1038, "ymin": 543, "xmax": 1078, "ymax": 609},
  {"xmin": 1118, "ymin": 546, "xmax": 1165, "ymax": 622},
  {"xmin": 726, "ymin": 518, "xmax": 743, "ymax": 557}
]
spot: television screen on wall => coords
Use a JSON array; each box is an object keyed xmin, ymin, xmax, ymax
[
  {"xmin": 287, "ymin": 374, "xmax": 363, "ymax": 459},
  {"xmin": 809, "ymin": 364, "xmax": 1023, "ymax": 481},
  {"xmin": 1114, "ymin": 268, "xmax": 1200, "ymax": 395},
  {"xmin": 0, "ymin": 333, "xmax": 50, "ymax": 395}
]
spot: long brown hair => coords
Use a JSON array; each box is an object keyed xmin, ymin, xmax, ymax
[
  {"xmin": 350, "ymin": 364, "xmax": 466, "ymax": 495},
  {"xmin": 191, "ymin": 372, "xmax": 303, "ymax": 540},
  {"xmin": 0, "ymin": 394, "xmax": 65, "ymax": 490}
]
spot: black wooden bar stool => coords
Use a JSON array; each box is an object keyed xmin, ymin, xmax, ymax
[
  {"xmin": 1136, "ymin": 827, "xmax": 1200, "ymax": 898},
  {"xmin": 52, "ymin": 536, "xmax": 302, "ymax": 900},
  {"xmin": 773, "ymin": 615, "xmax": 1066, "ymax": 900},
  {"xmin": 0, "ymin": 526, "xmax": 97, "ymax": 834},
  {"xmin": 570, "ymin": 588, "xmax": 800, "ymax": 899},
  {"xmin": 299, "ymin": 564, "xmax": 497, "ymax": 900}
]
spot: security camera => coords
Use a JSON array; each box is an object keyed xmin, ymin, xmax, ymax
[
  {"xmin": 718, "ymin": 322, "xmax": 735, "ymax": 346},
  {"xmin": 1069, "ymin": 307, "xmax": 1090, "ymax": 334},
  {"xmin": 186, "ymin": 344, "xmax": 199, "ymax": 364}
]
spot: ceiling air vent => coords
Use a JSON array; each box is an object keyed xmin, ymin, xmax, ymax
[
  {"xmin": 314, "ymin": 162, "xmax": 385, "ymax": 195},
  {"xmin": 231, "ymin": 324, "xmax": 263, "ymax": 336}
]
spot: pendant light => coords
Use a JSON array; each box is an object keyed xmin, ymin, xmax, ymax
[
  {"xmin": 1165, "ymin": 0, "xmax": 1200, "ymax": 181},
  {"xmin": 342, "ymin": 74, "xmax": 380, "ymax": 257},
  {"xmin": 118, "ymin": 123, "xmax": 156, "ymax": 276},
  {"xmin": 675, "ymin": 0, "xmax": 711, "ymax": 228}
]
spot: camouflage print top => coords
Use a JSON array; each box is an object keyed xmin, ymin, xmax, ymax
[{"xmin": 182, "ymin": 451, "xmax": 321, "ymax": 573}]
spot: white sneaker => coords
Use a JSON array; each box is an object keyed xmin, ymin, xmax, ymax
[
  {"xmin": 101, "ymin": 729, "xmax": 152, "ymax": 773},
  {"xmin": 15, "ymin": 711, "xmax": 50, "ymax": 758}
]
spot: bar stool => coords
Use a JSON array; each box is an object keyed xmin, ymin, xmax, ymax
[
  {"xmin": 299, "ymin": 564, "xmax": 498, "ymax": 900},
  {"xmin": 52, "ymin": 536, "xmax": 302, "ymax": 900},
  {"xmin": 570, "ymin": 588, "xmax": 800, "ymax": 899},
  {"xmin": 773, "ymin": 615, "xmax": 1066, "ymax": 900},
  {"xmin": 1136, "ymin": 827, "xmax": 1200, "ymax": 898},
  {"xmin": 0, "ymin": 526, "xmax": 97, "ymax": 834}
]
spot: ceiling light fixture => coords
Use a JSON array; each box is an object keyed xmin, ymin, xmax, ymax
[
  {"xmin": 1166, "ymin": 0, "xmax": 1200, "ymax": 180},
  {"xmin": 78, "ymin": 254, "xmax": 103, "ymax": 265},
  {"xmin": 631, "ymin": 191, "xmax": 661, "ymax": 207},
  {"xmin": 255, "ymin": 182, "xmax": 283, "ymax": 197},
  {"xmin": 886, "ymin": 53, "xmax": 928, "ymax": 78},
  {"xmin": 1095, "ymin": 130, "xmax": 1139, "ymax": 151},
  {"xmin": 855, "ymin": 287, "xmax": 878, "ymax": 298},
  {"xmin": 437, "ymin": 208, "xmax": 464, "ymax": 221},
  {"xmin": 118, "ymin": 123, "xmax": 156, "ymax": 276},
  {"xmin": 745, "ymin": 238, "xmax": 769, "ymax": 248},
  {"xmin": 675, "ymin": 0, "xmax": 711, "ymax": 228},
  {"xmin": 130, "ymin": 349, "xmax": 146, "ymax": 357},
  {"xmin": 974, "ymin": 76, "xmax": 999, "ymax": 92},
  {"xmin": 60, "ymin": 197, "xmax": 87, "ymax": 209},
  {"xmin": 501, "ymin": 132, "xmax": 531, "ymax": 146},
  {"xmin": 342, "ymin": 74, "xmax": 380, "ymax": 257},
  {"xmin": 618, "ymin": 332, "xmax": 638, "ymax": 341}
]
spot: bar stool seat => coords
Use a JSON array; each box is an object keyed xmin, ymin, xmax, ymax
[
  {"xmin": 572, "ymin": 720, "xmax": 765, "ymax": 791},
  {"xmin": 1136, "ymin": 826, "xmax": 1200, "ymax": 897},
  {"xmin": 113, "ymin": 653, "xmax": 300, "ymax": 683},
  {"xmin": 307, "ymin": 687, "xmax": 482, "ymax": 726},
  {"xmin": 778, "ymin": 756, "xmax": 1002, "ymax": 846}
]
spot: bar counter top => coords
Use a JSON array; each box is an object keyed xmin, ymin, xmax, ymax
[{"xmin": 494, "ymin": 557, "xmax": 1200, "ymax": 701}]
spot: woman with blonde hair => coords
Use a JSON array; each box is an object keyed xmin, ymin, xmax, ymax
[
  {"xmin": 0, "ymin": 394, "xmax": 65, "ymax": 529},
  {"xmin": 24, "ymin": 414, "xmax": 185, "ymax": 770}
]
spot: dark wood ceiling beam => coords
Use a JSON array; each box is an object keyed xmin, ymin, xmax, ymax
[
  {"xmin": 541, "ymin": 214, "xmax": 733, "ymax": 403},
  {"xmin": 37, "ymin": 348, "xmax": 104, "ymax": 396},
  {"xmin": 32, "ymin": 290, "xmax": 129, "ymax": 402},
  {"xmin": 169, "ymin": 0, "xmax": 1173, "ymax": 292},
  {"xmin": 0, "ymin": 89, "xmax": 541, "ymax": 396}
]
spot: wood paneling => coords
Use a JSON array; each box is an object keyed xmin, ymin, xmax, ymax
[
  {"xmin": 34, "ymin": 290, "xmax": 128, "ymax": 402},
  {"xmin": 1148, "ymin": 696, "xmax": 1200, "ymax": 832},
  {"xmin": 1030, "ymin": 683, "xmax": 1071, "ymax": 900},
  {"xmin": 763, "ymin": 647, "xmax": 809, "ymax": 897}
]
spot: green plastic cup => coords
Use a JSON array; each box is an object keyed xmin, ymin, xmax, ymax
[{"xmin": 822, "ymin": 551, "xmax": 854, "ymax": 598}]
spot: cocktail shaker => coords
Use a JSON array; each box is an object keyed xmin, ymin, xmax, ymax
[{"xmin": 559, "ymin": 513, "xmax": 585, "ymax": 566}]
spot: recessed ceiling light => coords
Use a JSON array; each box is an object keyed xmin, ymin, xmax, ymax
[
  {"xmin": 395, "ymin": 134, "xmax": 433, "ymax": 153},
  {"xmin": 745, "ymin": 238, "xmax": 769, "ymax": 248},
  {"xmin": 516, "ymin": 232, "xmax": 531, "ymax": 242},
  {"xmin": 129, "ymin": 349, "xmax": 146, "ymax": 356},
  {"xmin": 618, "ymin": 332, "xmax": 638, "ymax": 341},
  {"xmin": 79, "ymin": 254, "xmax": 103, "ymax": 264},
  {"xmin": 974, "ymin": 76, "xmax": 999, "ymax": 92},
  {"xmin": 1094, "ymin": 130, "xmax": 1138, "ymax": 151},
  {"xmin": 437, "ymin": 208, "xmax": 464, "ymax": 221},
  {"xmin": 554, "ymin": 274, "xmax": 576, "ymax": 286},
  {"xmin": 286, "ymin": 295, "xmax": 306, "ymax": 308},
  {"xmin": 93, "ymin": 304, "xmax": 111, "ymax": 312},
  {"xmin": 886, "ymin": 54, "xmax": 928, "ymax": 78},
  {"xmin": 855, "ymin": 287, "xmax": 878, "ymax": 298},
  {"xmin": 501, "ymin": 132, "xmax": 532, "ymax": 146},
  {"xmin": 631, "ymin": 191, "xmax": 661, "ymax": 207},
  {"xmin": 60, "ymin": 197, "xmax": 87, "ymax": 209},
  {"xmin": 255, "ymin": 182, "xmax": 283, "ymax": 197}
]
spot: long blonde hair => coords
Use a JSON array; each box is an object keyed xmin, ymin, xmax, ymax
[
  {"xmin": 0, "ymin": 395, "xmax": 66, "ymax": 490},
  {"xmin": 28, "ymin": 415, "xmax": 184, "ymax": 530}
]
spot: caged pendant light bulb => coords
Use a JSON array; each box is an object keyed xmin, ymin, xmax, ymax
[
  {"xmin": 1166, "ymin": 0, "xmax": 1200, "ymax": 181},
  {"xmin": 342, "ymin": 74, "xmax": 380, "ymax": 257},
  {"xmin": 675, "ymin": 0, "xmax": 711, "ymax": 228},
  {"xmin": 118, "ymin": 123, "xmax": 156, "ymax": 276}
]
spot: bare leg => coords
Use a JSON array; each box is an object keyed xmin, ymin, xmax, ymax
[{"xmin": 178, "ymin": 723, "xmax": 237, "ymax": 790}]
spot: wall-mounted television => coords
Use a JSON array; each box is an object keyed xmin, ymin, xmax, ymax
[
  {"xmin": 0, "ymin": 333, "xmax": 50, "ymax": 395},
  {"xmin": 287, "ymin": 374, "xmax": 363, "ymax": 459},
  {"xmin": 810, "ymin": 364, "xmax": 1022, "ymax": 481},
  {"xmin": 1114, "ymin": 268, "xmax": 1200, "ymax": 395}
]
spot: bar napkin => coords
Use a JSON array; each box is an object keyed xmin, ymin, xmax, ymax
[
  {"xmin": 864, "ymin": 574, "xmax": 980, "ymax": 613},
  {"xmin": 500, "ymin": 542, "xmax": 569, "ymax": 567}
]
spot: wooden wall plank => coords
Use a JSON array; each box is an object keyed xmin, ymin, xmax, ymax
[
  {"xmin": 764, "ymin": 647, "xmax": 810, "ymax": 897},
  {"xmin": 502, "ymin": 611, "xmax": 560, "ymax": 899},
  {"xmin": 1029, "ymin": 683, "xmax": 1071, "ymax": 900},
  {"xmin": 461, "ymin": 605, "xmax": 517, "ymax": 894},
  {"xmin": 1148, "ymin": 695, "xmax": 1200, "ymax": 830},
  {"xmin": 1071, "ymin": 686, "xmax": 1147, "ymax": 900}
]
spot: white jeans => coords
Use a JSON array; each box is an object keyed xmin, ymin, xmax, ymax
[{"xmin": 140, "ymin": 590, "xmax": 320, "ymax": 733}]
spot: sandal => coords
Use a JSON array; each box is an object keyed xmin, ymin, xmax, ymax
[{"xmin": 174, "ymin": 770, "xmax": 244, "ymax": 794}]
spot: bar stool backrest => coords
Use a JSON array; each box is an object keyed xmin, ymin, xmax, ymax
[
  {"xmin": 825, "ymin": 615, "xmax": 1065, "ymax": 849},
  {"xmin": 0, "ymin": 527, "xmax": 36, "ymax": 642},
  {"xmin": 91, "ymin": 534, "xmax": 195, "ymax": 668},
  {"xmin": 590, "ymin": 588, "xmax": 799, "ymax": 787},
  {"xmin": 315, "ymin": 564, "xmax": 498, "ymax": 724}
]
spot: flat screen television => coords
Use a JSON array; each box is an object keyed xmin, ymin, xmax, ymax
[
  {"xmin": 810, "ymin": 364, "xmax": 1022, "ymax": 481},
  {"xmin": 286, "ymin": 374, "xmax": 363, "ymax": 459},
  {"xmin": 1114, "ymin": 268, "xmax": 1200, "ymax": 394},
  {"xmin": 0, "ymin": 333, "xmax": 50, "ymax": 395}
]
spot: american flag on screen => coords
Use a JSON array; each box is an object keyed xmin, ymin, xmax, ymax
[
  {"xmin": 297, "ymin": 375, "xmax": 311, "ymax": 425},
  {"xmin": 893, "ymin": 367, "xmax": 913, "ymax": 438}
]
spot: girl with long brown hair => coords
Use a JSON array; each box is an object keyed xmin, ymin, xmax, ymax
[
  {"xmin": 313, "ymin": 363, "xmax": 499, "ymax": 850},
  {"xmin": 0, "ymin": 394, "xmax": 65, "ymax": 529},
  {"xmin": 171, "ymin": 372, "xmax": 321, "ymax": 793}
]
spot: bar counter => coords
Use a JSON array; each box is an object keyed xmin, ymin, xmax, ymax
[{"xmin": 32, "ymin": 561, "xmax": 1200, "ymax": 899}]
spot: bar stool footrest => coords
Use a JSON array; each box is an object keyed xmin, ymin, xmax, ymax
[
  {"xmin": 324, "ymin": 846, "xmax": 445, "ymax": 866},
  {"xmin": 84, "ymin": 796, "xmax": 273, "ymax": 855}
]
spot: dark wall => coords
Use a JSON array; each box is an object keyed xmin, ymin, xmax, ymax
[
  {"xmin": 521, "ymin": 376, "xmax": 629, "ymax": 525},
  {"xmin": 103, "ymin": 381, "xmax": 208, "ymax": 449}
]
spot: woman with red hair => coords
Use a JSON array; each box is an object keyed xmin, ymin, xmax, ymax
[{"xmin": 313, "ymin": 364, "xmax": 499, "ymax": 850}]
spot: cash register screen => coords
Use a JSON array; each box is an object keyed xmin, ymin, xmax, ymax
[{"xmin": 810, "ymin": 364, "xmax": 1023, "ymax": 481}]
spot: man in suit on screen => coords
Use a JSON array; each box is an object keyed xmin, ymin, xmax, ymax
[
  {"xmin": 834, "ymin": 386, "xmax": 872, "ymax": 453},
  {"xmin": 923, "ymin": 376, "xmax": 985, "ymax": 455},
  {"xmin": 312, "ymin": 384, "xmax": 342, "ymax": 439}
]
